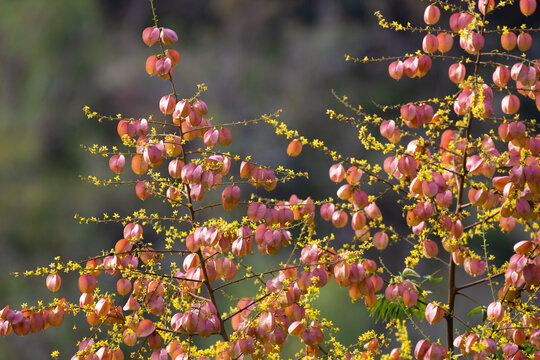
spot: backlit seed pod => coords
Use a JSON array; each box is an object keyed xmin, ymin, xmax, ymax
[
  {"xmin": 79, "ymin": 274, "xmax": 97, "ymax": 293},
  {"xmin": 422, "ymin": 34, "xmax": 439, "ymax": 53},
  {"xmin": 131, "ymin": 155, "xmax": 149, "ymax": 175},
  {"xmin": 337, "ymin": 184, "xmax": 353, "ymax": 200},
  {"xmin": 416, "ymin": 55, "xmax": 432, "ymax": 77},
  {"xmin": 403, "ymin": 57, "xmax": 418, "ymax": 78},
  {"xmin": 352, "ymin": 190, "xmax": 368, "ymax": 209},
  {"xmin": 164, "ymin": 136, "xmax": 182, "ymax": 157},
  {"xmin": 329, "ymin": 163, "xmax": 346, "ymax": 183},
  {"xmin": 218, "ymin": 128, "xmax": 232, "ymax": 146},
  {"xmin": 478, "ymin": 0, "xmax": 495, "ymax": 14},
  {"xmin": 145, "ymin": 55, "xmax": 158, "ymax": 76},
  {"xmin": 192, "ymin": 99, "xmax": 208, "ymax": 116},
  {"xmin": 142, "ymin": 27, "xmax": 160, "ymax": 46},
  {"xmin": 160, "ymin": 28, "xmax": 178, "ymax": 46},
  {"xmin": 464, "ymin": 257, "xmax": 487, "ymax": 276},
  {"xmin": 364, "ymin": 202, "xmax": 382, "ymax": 219},
  {"xmin": 424, "ymin": 5, "xmax": 440, "ymax": 25},
  {"xmin": 520, "ymin": 0, "xmax": 537, "ymax": 15},
  {"xmin": 517, "ymin": 32, "xmax": 532, "ymax": 51},
  {"xmin": 203, "ymin": 129, "xmax": 219, "ymax": 147},
  {"xmin": 493, "ymin": 65, "xmax": 510, "ymax": 87},
  {"xmin": 46, "ymin": 274, "xmax": 61, "ymax": 292},
  {"xmin": 136, "ymin": 319, "xmax": 155, "ymax": 338},
  {"xmin": 135, "ymin": 181, "xmax": 152, "ymax": 200},
  {"xmin": 168, "ymin": 159, "xmax": 184, "ymax": 179},
  {"xmin": 373, "ymin": 231, "xmax": 388, "ymax": 250},
  {"xmin": 165, "ymin": 49, "xmax": 180, "ymax": 68},
  {"xmin": 154, "ymin": 57, "xmax": 172, "ymax": 76},
  {"xmin": 487, "ymin": 301, "xmax": 504, "ymax": 322},
  {"xmin": 423, "ymin": 240, "xmax": 438, "ymax": 258},
  {"xmin": 346, "ymin": 166, "xmax": 362, "ymax": 184},
  {"xmin": 109, "ymin": 154, "xmax": 126, "ymax": 174},
  {"xmin": 287, "ymin": 139, "xmax": 303, "ymax": 156},
  {"xmin": 116, "ymin": 278, "xmax": 132, "ymax": 296},
  {"xmin": 331, "ymin": 210, "xmax": 348, "ymax": 228},
  {"xmin": 501, "ymin": 95, "xmax": 520, "ymax": 114},
  {"xmin": 402, "ymin": 288, "xmax": 418, "ymax": 307},
  {"xmin": 501, "ymin": 32, "xmax": 517, "ymax": 50},
  {"xmin": 437, "ymin": 32, "xmax": 454, "ymax": 53},
  {"xmin": 173, "ymin": 100, "xmax": 191, "ymax": 119},
  {"xmin": 117, "ymin": 120, "xmax": 136, "ymax": 139},
  {"xmin": 351, "ymin": 212, "xmax": 366, "ymax": 230},
  {"xmin": 159, "ymin": 95, "xmax": 176, "ymax": 115},
  {"xmin": 222, "ymin": 185, "xmax": 241, "ymax": 210},
  {"xmin": 448, "ymin": 63, "xmax": 466, "ymax": 84},
  {"xmin": 425, "ymin": 303, "xmax": 445, "ymax": 324},
  {"xmin": 388, "ymin": 60, "xmax": 403, "ymax": 80}
]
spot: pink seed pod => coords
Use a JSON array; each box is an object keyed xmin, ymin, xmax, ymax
[
  {"xmin": 425, "ymin": 302, "xmax": 445, "ymax": 325},
  {"xmin": 423, "ymin": 240, "xmax": 439, "ymax": 258},
  {"xmin": 46, "ymin": 274, "xmax": 61, "ymax": 292},
  {"xmin": 160, "ymin": 28, "xmax": 178, "ymax": 46},
  {"xmin": 320, "ymin": 203, "xmax": 335, "ymax": 221},
  {"xmin": 403, "ymin": 57, "xmax": 418, "ymax": 78},
  {"xmin": 520, "ymin": 0, "xmax": 537, "ymax": 15},
  {"xmin": 287, "ymin": 139, "xmax": 303, "ymax": 156},
  {"xmin": 422, "ymin": 34, "xmax": 439, "ymax": 53},
  {"xmin": 449, "ymin": 12, "xmax": 473, "ymax": 32},
  {"xmin": 351, "ymin": 212, "xmax": 366, "ymax": 230},
  {"xmin": 448, "ymin": 63, "xmax": 466, "ymax": 84},
  {"xmin": 501, "ymin": 32, "xmax": 517, "ymax": 51},
  {"xmin": 142, "ymin": 27, "xmax": 160, "ymax": 47},
  {"xmin": 154, "ymin": 57, "xmax": 172, "ymax": 76},
  {"xmin": 364, "ymin": 202, "xmax": 382, "ymax": 219},
  {"xmin": 221, "ymin": 185, "xmax": 241, "ymax": 210},
  {"xmin": 247, "ymin": 202, "xmax": 267, "ymax": 222},
  {"xmin": 218, "ymin": 128, "xmax": 233, "ymax": 146},
  {"xmin": 192, "ymin": 99, "xmax": 208, "ymax": 116},
  {"xmin": 168, "ymin": 159, "xmax": 184, "ymax": 179},
  {"xmin": 173, "ymin": 100, "xmax": 191, "ymax": 119},
  {"xmin": 135, "ymin": 181, "xmax": 152, "ymax": 200},
  {"xmin": 424, "ymin": 5, "xmax": 440, "ymax": 25},
  {"xmin": 203, "ymin": 129, "xmax": 219, "ymax": 148},
  {"xmin": 388, "ymin": 60, "xmax": 403, "ymax": 80},
  {"xmin": 493, "ymin": 65, "xmax": 510, "ymax": 87},
  {"xmin": 437, "ymin": 32, "xmax": 454, "ymax": 53},
  {"xmin": 109, "ymin": 154, "xmax": 126, "ymax": 174},
  {"xmin": 331, "ymin": 210, "xmax": 348, "ymax": 228},
  {"xmin": 416, "ymin": 55, "xmax": 432, "ymax": 77},
  {"xmin": 415, "ymin": 340, "xmax": 431, "ymax": 360},
  {"xmin": 329, "ymin": 163, "xmax": 346, "ymax": 183},
  {"xmin": 517, "ymin": 32, "xmax": 532, "ymax": 51},
  {"xmin": 478, "ymin": 0, "xmax": 495, "ymax": 15},
  {"xmin": 464, "ymin": 257, "xmax": 487, "ymax": 276},
  {"xmin": 373, "ymin": 231, "xmax": 389, "ymax": 250},
  {"xmin": 501, "ymin": 95, "xmax": 520, "ymax": 114},
  {"xmin": 487, "ymin": 301, "xmax": 504, "ymax": 322}
]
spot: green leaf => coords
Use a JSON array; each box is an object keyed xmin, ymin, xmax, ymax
[
  {"xmin": 424, "ymin": 274, "xmax": 443, "ymax": 284},
  {"xmin": 402, "ymin": 268, "xmax": 421, "ymax": 278},
  {"xmin": 468, "ymin": 306, "xmax": 484, "ymax": 317}
]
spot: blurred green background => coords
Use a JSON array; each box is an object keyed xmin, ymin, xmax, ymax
[{"xmin": 1, "ymin": 0, "xmax": 538, "ymax": 358}]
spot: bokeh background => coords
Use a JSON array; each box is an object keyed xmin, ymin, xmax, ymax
[{"xmin": 1, "ymin": 0, "xmax": 538, "ymax": 358}]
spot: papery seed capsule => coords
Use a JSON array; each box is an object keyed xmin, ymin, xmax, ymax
[
  {"xmin": 159, "ymin": 95, "xmax": 176, "ymax": 115},
  {"xmin": 46, "ymin": 274, "xmax": 61, "ymax": 292},
  {"xmin": 388, "ymin": 60, "xmax": 403, "ymax": 80},
  {"xmin": 329, "ymin": 163, "xmax": 345, "ymax": 183},
  {"xmin": 501, "ymin": 95, "xmax": 520, "ymax": 114},
  {"xmin": 448, "ymin": 63, "xmax": 466, "ymax": 84},
  {"xmin": 478, "ymin": 0, "xmax": 495, "ymax": 15},
  {"xmin": 222, "ymin": 185, "xmax": 241, "ymax": 210},
  {"xmin": 501, "ymin": 32, "xmax": 517, "ymax": 51},
  {"xmin": 109, "ymin": 154, "xmax": 126, "ymax": 174},
  {"xmin": 493, "ymin": 65, "xmax": 510, "ymax": 87},
  {"xmin": 142, "ymin": 27, "xmax": 160, "ymax": 46},
  {"xmin": 422, "ymin": 34, "xmax": 439, "ymax": 53},
  {"xmin": 437, "ymin": 32, "xmax": 454, "ymax": 53},
  {"xmin": 520, "ymin": 0, "xmax": 537, "ymax": 15},
  {"xmin": 517, "ymin": 32, "xmax": 532, "ymax": 51},
  {"xmin": 424, "ymin": 5, "xmax": 440, "ymax": 25},
  {"xmin": 287, "ymin": 139, "xmax": 303, "ymax": 156},
  {"xmin": 160, "ymin": 28, "xmax": 178, "ymax": 46},
  {"xmin": 165, "ymin": 49, "xmax": 180, "ymax": 66}
]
